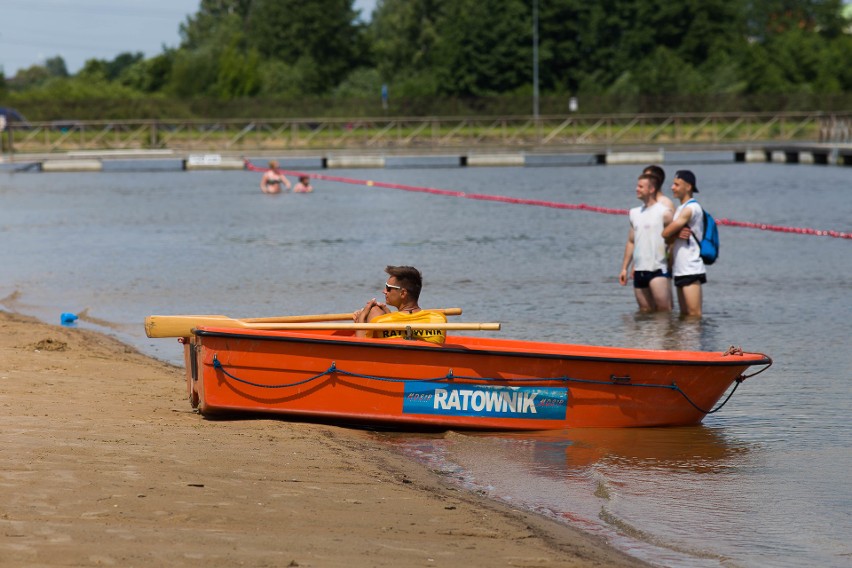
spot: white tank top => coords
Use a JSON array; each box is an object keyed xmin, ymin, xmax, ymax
[
  {"xmin": 629, "ymin": 202, "xmax": 668, "ymax": 272},
  {"xmin": 671, "ymin": 201, "xmax": 706, "ymax": 277}
]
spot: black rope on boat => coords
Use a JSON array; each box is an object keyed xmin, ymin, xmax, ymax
[
  {"xmin": 211, "ymin": 355, "xmax": 739, "ymax": 414},
  {"xmin": 211, "ymin": 355, "xmax": 753, "ymax": 414},
  {"xmin": 737, "ymin": 359, "xmax": 773, "ymax": 381},
  {"xmin": 671, "ymin": 376, "xmax": 745, "ymax": 415},
  {"xmin": 212, "ymin": 355, "xmax": 334, "ymax": 389}
]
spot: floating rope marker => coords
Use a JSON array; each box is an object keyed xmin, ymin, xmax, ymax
[{"xmin": 243, "ymin": 159, "xmax": 850, "ymax": 240}]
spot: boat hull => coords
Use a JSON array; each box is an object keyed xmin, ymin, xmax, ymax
[{"xmin": 184, "ymin": 328, "xmax": 771, "ymax": 430}]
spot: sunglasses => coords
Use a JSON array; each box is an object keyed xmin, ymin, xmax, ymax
[{"xmin": 384, "ymin": 282, "xmax": 404, "ymax": 292}]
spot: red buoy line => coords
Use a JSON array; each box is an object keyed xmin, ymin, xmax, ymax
[{"xmin": 244, "ymin": 159, "xmax": 851, "ymax": 240}]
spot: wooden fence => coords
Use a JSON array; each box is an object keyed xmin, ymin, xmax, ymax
[{"xmin": 4, "ymin": 111, "xmax": 851, "ymax": 155}]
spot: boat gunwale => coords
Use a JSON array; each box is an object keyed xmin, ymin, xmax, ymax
[{"xmin": 194, "ymin": 328, "xmax": 772, "ymax": 368}]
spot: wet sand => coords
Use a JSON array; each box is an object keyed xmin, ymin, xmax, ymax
[{"xmin": 0, "ymin": 310, "xmax": 647, "ymax": 567}]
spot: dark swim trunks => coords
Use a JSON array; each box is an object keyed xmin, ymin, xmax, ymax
[
  {"xmin": 634, "ymin": 270, "xmax": 665, "ymax": 289},
  {"xmin": 674, "ymin": 274, "xmax": 707, "ymax": 287}
]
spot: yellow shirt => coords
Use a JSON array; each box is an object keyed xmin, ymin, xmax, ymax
[{"xmin": 368, "ymin": 310, "xmax": 448, "ymax": 344}]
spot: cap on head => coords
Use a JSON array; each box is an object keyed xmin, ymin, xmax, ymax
[{"xmin": 674, "ymin": 170, "xmax": 698, "ymax": 193}]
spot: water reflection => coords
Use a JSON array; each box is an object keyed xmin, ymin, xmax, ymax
[
  {"xmin": 618, "ymin": 311, "xmax": 719, "ymax": 352},
  {"xmin": 466, "ymin": 426, "xmax": 751, "ymax": 476},
  {"xmin": 381, "ymin": 425, "xmax": 752, "ymax": 482}
]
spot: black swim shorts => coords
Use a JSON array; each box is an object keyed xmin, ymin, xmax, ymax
[
  {"xmin": 634, "ymin": 270, "xmax": 665, "ymax": 289},
  {"xmin": 674, "ymin": 274, "xmax": 707, "ymax": 287}
]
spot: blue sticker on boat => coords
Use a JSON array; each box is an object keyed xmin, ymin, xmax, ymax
[{"xmin": 402, "ymin": 382, "xmax": 567, "ymax": 420}]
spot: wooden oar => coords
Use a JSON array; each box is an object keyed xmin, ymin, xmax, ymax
[
  {"xmin": 214, "ymin": 322, "xmax": 500, "ymax": 331},
  {"xmin": 145, "ymin": 308, "xmax": 463, "ymax": 338},
  {"xmin": 241, "ymin": 308, "xmax": 461, "ymax": 324}
]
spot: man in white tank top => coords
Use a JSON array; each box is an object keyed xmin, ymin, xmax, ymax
[
  {"xmin": 662, "ymin": 170, "xmax": 706, "ymax": 317},
  {"xmin": 619, "ymin": 174, "xmax": 673, "ymax": 312}
]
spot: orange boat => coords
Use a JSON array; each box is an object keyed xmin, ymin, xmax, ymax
[{"xmin": 180, "ymin": 326, "xmax": 772, "ymax": 430}]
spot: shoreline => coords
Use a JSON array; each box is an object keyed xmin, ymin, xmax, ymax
[{"xmin": 0, "ymin": 310, "xmax": 647, "ymax": 567}]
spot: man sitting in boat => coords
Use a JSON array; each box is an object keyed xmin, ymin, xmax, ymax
[{"xmin": 353, "ymin": 265, "xmax": 447, "ymax": 344}]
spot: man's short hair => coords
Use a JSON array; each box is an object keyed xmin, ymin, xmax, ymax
[
  {"xmin": 385, "ymin": 265, "xmax": 423, "ymax": 301},
  {"xmin": 643, "ymin": 165, "xmax": 665, "ymax": 189},
  {"xmin": 639, "ymin": 173, "xmax": 660, "ymax": 192}
]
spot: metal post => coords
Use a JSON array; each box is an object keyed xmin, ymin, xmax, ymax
[{"xmin": 533, "ymin": 0, "xmax": 540, "ymax": 120}]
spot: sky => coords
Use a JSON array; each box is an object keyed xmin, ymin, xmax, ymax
[{"xmin": 1, "ymin": 0, "xmax": 378, "ymax": 78}]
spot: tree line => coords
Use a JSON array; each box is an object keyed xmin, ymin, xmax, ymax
[{"xmin": 3, "ymin": 0, "xmax": 851, "ymax": 120}]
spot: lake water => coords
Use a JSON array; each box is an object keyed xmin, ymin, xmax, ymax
[{"xmin": 2, "ymin": 160, "xmax": 850, "ymax": 567}]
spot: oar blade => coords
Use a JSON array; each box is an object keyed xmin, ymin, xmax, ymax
[{"xmin": 144, "ymin": 315, "xmax": 234, "ymax": 338}]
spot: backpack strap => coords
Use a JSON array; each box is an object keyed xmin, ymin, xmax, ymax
[{"xmin": 684, "ymin": 199, "xmax": 703, "ymax": 246}]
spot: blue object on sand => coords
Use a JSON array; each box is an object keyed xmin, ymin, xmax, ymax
[{"xmin": 61, "ymin": 312, "xmax": 78, "ymax": 325}]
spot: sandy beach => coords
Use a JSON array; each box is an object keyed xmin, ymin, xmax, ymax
[{"xmin": 0, "ymin": 310, "xmax": 647, "ymax": 567}]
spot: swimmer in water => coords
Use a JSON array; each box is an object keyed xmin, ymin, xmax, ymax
[
  {"xmin": 293, "ymin": 175, "xmax": 314, "ymax": 193},
  {"xmin": 260, "ymin": 160, "xmax": 291, "ymax": 194}
]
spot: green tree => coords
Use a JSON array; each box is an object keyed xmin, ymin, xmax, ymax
[
  {"xmin": 106, "ymin": 52, "xmax": 144, "ymax": 81},
  {"xmin": 17, "ymin": 73, "xmax": 142, "ymax": 106},
  {"xmin": 530, "ymin": 0, "xmax": 745, "ymax": 96},
  {"xmin": 431, "ymin": 0, "xmax": 531, "ymax": 96},
  {"xmin": 169, "ymin": 14, "xmax": 245, "ymax": 98},
  {"xmin": 168, "ymin": 47, "xmax": 220, "ymax": 98},
  {"xmin": 533, "ymin": 1, "xmax": 594, "ymax": 93},
  {"xmin": 213, "ymin": 38, "xmax": 262, "ymax": 98},
  {"xmin": 257, "ymin": 59, "xmax": 303, "ymax": 98},
  {"xmin": 245, "ymin": 0, "xmax": 366, "ymax": 94},
  {"xmin": 556, "ymin": 0, "xmax": 744, "ymax": 92},
  {"xmin": 12, "ymin": 64, "xmax": 51, "ymax": 88},
  {"xmin": 45, "ymin": 56, "xmax": 69, "ymax": 78},
  {"xmin": 822, "ymin": 34, "xmax": 852, "ymax": 91},
  {"xmin": 334, "ymin": 67, "xmax": 383, "ymax": 98},
  {"xmin": 745, "ymin": 0, "xmax": 846, "ymax": 39},
  {"xmin": 180, "ymin": 0, "xmax": 254, "ymax": 49},
  {"xmin": 370, "ymin": 0, "xmax": 446, "ymax": 83},
  {"xmin": 737, "ymin": 41, "xmax": 792, "ymax": 93},
  {"xmin": 78, "ymin": 59, "xmax": 109, "ymax": 81},
  {"xmin": 698, "ymin": 51, "xmax": 748, "ymax": 95},
  {"xmin": 7, "ymin": 0, "xmax": 852, "ymax": 116},
  {"xmin": 631, "ymin": 47, "xmax": 705, "ymax": 95},
  {"xmin": 119, "ymin": 52, "xmax": 176, "ymax": 93},
  {"xmin": 752, "ymin": 28, "xmax": 852, "ymax": 93}
]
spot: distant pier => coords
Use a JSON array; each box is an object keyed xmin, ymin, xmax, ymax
[{"xmin": 2, "ymin": 144, "xmax": 851, "ymax": 172}]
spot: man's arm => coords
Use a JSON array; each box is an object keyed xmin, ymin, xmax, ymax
[
  {"xmin": 618, "ymin": 226, "xmax": 635, "ymax": 286},
  {"xmin": 662, "ymin": 206, "xmax": 692, "ymax": 243}
]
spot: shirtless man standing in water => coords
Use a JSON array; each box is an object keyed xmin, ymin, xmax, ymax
[{"xmin": 260, "ymin": 160, "xmax": 291, "ymax": 193}]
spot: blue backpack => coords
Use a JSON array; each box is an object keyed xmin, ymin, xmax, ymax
[{"xmin": 687, "ymin": 200, "xmax": 719, "ymax": 265}]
